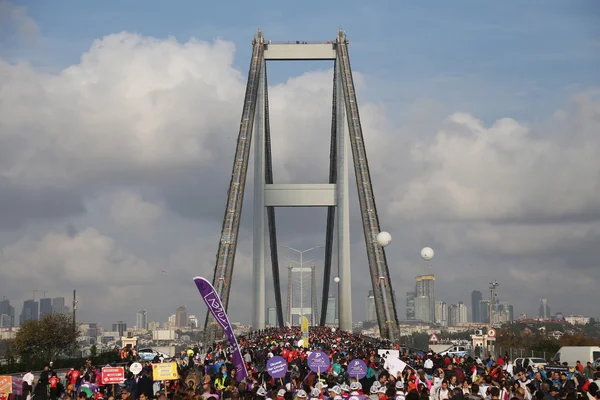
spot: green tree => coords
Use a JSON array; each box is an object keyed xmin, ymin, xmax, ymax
[
  {"xmin": 90, "ymin": 344, "xmax": 97, "ymax": 358},
  {"xmin": 13, "ymin": 313, "xmax": 79, "ymax": 364}
]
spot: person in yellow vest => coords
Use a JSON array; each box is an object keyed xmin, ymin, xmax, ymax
[{"xmin": 187, "ymin": 348, "xmax": 195, "ymax": 366}]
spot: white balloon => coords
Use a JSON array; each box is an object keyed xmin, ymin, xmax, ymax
[
  {"xmin": 421, "ymin": 247, "xmax": 434, "ymax": 261},
  {"xmin": 334, "ymin": 277, "xmax": 340, "ymax": 283},
  {"xmin": 377, "ymin": 231, "xmax": 392, "ymax": 247}
]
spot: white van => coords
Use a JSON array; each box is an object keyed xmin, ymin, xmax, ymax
[{"xmin": 553, "ymin": 346, "xmax": 600, "ymax": 366}]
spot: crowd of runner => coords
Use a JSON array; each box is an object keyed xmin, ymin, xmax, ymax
[{"xmin": 15, "ymin": 327, "xmax": 600, "ymax": 400}]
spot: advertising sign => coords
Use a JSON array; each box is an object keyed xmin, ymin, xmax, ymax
[
  {"xmin": 301, "ymin": 316, "xmax": 309, "ymax": 349},
  {"xmin": 102, "ymin": 367, "xmax": 125, "ymax": 384},
  {"xmin": 266, "ymin": 356, "xmax": 288, "ymax": 378},
  {"xmin": 152, "ymin": 362, "xmax": 179, "ymax": 381},
  {"xmin": 348, "ymin": 359, "xmax": 368, "ymax": 379},
  {"xmin": 307, "ymin": 351, "xmax": 330, "ymax": 373},
  {"xmin": 0, "ymin": 377, "xmax": 12, "ymax": 395},
  {"xmin": 130, "ymin": 362, "xmax": 143, "ymax": 375},
  {"xmin": 12, "ymin": 377, "xmax": 23, "ymax": 395},
  {"xmin": 194, "ymin": 276, "xmax": 249, "ymax": 382}
]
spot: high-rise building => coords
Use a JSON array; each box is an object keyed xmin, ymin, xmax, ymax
[
  {"xmin": 497, "ymin": 302, "xmax": 514, "ymax": 322},
  {"xmin": 434, "ymin": 301, "xmax": 447, "ymax": 326},
  {"xmin": 415, "ymin": 275, "xmax": 435, "ymax": 323},
  {"xmin": 479, "ymin": 300, "xmax": 489, "ymax": 324},
  {"xmin": 471, "ymin": 290, "xmax": 482, "ymax": 322},
  {"xmin": 52, "ymin": 297, "xmax": 66, "ymax": 314},
  {"xmin": 175, "ymin": 306, "xmax": 188, "ymax": 328},
  {"xmin": 458, "ymin": 302, "xmax": 468, "ymax": 324},
  {"xmin": 366, "ymin": 291, "xmax": 376, "ymax": 322},
  {"xmin": 539, "ymin": 298, "xmax": 550, "ymax": 318},
  {"xmin": 0, "ymin": 314, "xmax": 12, "ymax": 328},
  {"xmin": 188, "ymin": 315, "xmax": 199, "ymax": 329},
  {"xmin": 20, "ymin": 300, "xmax": 38, "ymax": 325},
  {"xmin": 112, "ymin": 321, "xmax": 127, "ymax": 337},
  {"xmin": 326, "ymin": 295, "xmax": 337, "ymax": 325},
  {"xmin": 0, "ymin": 299, "xmax": 15, "ymax": 329},
  {"xmin": 136, "ymin": 310, "xmax": 148, "ymax": 330},
  {"xmin": 414, "ymin": 296, "xmax": 431, "ymax": 323},
  {"xmin": 406, "ymin": 292, "xmax": 416, "ymax": 320},
  {"xmin": 39, "ymin": 298, "xmax": 52, "ymax": 317},
  {"xmin": 448, "ymin": 302, "xmax": 467, "ymax": 326},
  {"xmin": 267, "ymin": 307, "xmax": 277, "ymax": 326}
]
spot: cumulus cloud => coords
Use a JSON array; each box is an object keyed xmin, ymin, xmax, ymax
[
  {"xmin": 388, "ymin": 93, "xmax": 600, "ymax": 223},
  {"xmin": 0, "ymin": 33, "xmax": 245, "ymax": 186},
  {"xmin": 0, "ymin": 31, "xmax": 599, "ymax": 325}
]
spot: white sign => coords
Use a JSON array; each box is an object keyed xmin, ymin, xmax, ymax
[
  {"xmin": 130, "ymin": 362, "xmax": 143, "ymax": 375},
  {"xmin": 487, "ymin": 329, "xmax": 497, "ymax": 338},
  {"xmin": 429, "ymin": 333, "xmax": 439, "ymax": 342}
]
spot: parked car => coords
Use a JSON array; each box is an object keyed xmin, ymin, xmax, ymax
[
  {"xmin": 138, "ymin": 348, "xmax": 169, "ymax": 361},
  {"xmin": 439, "ymin": 346, "xmax": 469, "ymax": 357}
]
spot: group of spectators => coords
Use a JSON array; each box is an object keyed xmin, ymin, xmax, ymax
[{"xmin": 15, "ymin": 327, "xmax": 600, "ymax": 400}]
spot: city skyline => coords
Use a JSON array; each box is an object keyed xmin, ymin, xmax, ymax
[{"xmin": 0, "ymin": 1, "xmax": 599, "ymax": 326}]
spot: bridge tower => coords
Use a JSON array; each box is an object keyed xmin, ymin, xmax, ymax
[{"xmin": 203, "ymin": 29, "xmax": 400, "ymax": 343}]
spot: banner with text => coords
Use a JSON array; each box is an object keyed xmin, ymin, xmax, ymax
[
  {"xmin": 194, "ymin": 276, "xmax": 249, "ymax": 382},
  {"xmin": 301, "ymin": 316, "xmax": 309, "ymax": 349},
  {"xmin": 151, "ymin": 362, "xmax": 179, "ymax": 381}
]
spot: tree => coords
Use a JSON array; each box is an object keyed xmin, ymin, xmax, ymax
[
  {"xmin": 90, "ymin": 344, "xmax": 97, "ymax": 358},
  {"xmin": 13, "ymin": 313, "xmax": 79, "ymax": 364}
]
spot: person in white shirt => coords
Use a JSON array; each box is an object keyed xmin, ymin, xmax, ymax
[
  {"xmin": 23, "ymin": 369, "xmax": 34, "ymax": 399},
  {"xmin": 424, "ymin": 358, "xmax": 434, "ymax": 375}
]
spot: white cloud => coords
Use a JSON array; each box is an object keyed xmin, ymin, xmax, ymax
[
  {"xmin": 0, "ymin": 228, "xmax": 154, "ymax": 285},
  {"xmin": 0, "ymin": 33, "xmax": 245, "ymax": 186},
  {"xmin": 388, "ymin": 93, "xmax": 600, "ymax": 222},
  {"xmin": 1, "ymin": 32, "xmax": 599, "ymax": 324},
  {"xmin": 110, "ymin": 191, "xmax": 163, "ymax": 230}
]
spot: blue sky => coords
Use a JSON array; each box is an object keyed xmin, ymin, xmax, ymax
[
  {"xmin": 1, "ymin": 1, "xmax": 600, "ymax": 325},
  {"xmin": 2, "ymin": 0, "xmax": 599, "ymax": 125}
]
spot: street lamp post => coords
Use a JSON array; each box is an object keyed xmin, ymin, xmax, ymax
[
  {"xmin": 489, "ymin": 280, "xmax": 499, "ymax": 326},
  {"xmin": 282, "ymin": 245, "xmax": 323, "ymax": 324}
]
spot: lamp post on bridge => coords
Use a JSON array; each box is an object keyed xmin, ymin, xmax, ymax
[{"xmin": 281, "ymin": 245, "xmax": 323, "ymax": 324}]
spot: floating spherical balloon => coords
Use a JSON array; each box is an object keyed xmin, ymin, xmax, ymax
[
  {"xmin": 421, "ymin": 247, "xmax": 434, "ymax": 261},
  {"xmin": 377, "ymin": 231, "xmax": 392, "ymax": 247},
  {"xmin": 334, "ymin": 277, "xmax": 340, "ymax": 283}
]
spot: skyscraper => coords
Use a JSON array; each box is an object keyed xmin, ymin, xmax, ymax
[
  {"xmin": 471, "ymin": 290, "xmax": 482, "ymax": 322},
  {"xmin": 435, "ymin": 301, "xmax": 447, "ymax": 326},
  {"xmin": 539, "ymin": 298, "xmax": 550, "ymax": 318},
  {"xmin": 52, "ymin": 297, "xmax": 66, "ymax": 314},
  {"xmin": 39, "ymin": 298, "xmax": 52, "ymax": 317},
  {"xmin": 112, "ymin": 321, "xmax": 127, "ymax": 337},
  {"xmin": 20, "ymin": 300, "xmax": 38, "ymax": 325},
  {"xmin": 415, "ymin": 296, "xmax": 431, "ymax": 322},
  {"xmin": 136, "ymin": 310, "xmax": 148, "ymax": 330},
  {"xmin": 175, "ymin": 306, "xmax": 188, "ymax": 328},
  {"xmin": 448, "ymin": 302, "xmax": 467, "ymax": 326},
  {"xmin": 0, "ymin": 299, "xmax": 15, "ymax": 329},
  {"xmin": 406, "ymin": 292, "xmax": 416, "ymax": 320},
  {"xmin": 415, "ymin": 275, "xmax": 435, "ymax": 323},
  {"xmin": 0, "ymin": 314, "xmax": 11, "ymax": 329},
  {"xmin": 366, "ymin": 291, "xmax": 376, "ymax": 322},
  {"xmin": 497, "ymin": 302, "xmax": 514, "ymax": 322},
  {"xmin": 479, "ymin": 300, "xmax": 489, "ymax": 324}
]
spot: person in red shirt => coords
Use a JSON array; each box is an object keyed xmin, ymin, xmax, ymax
[
  {"xmin": 69, "ymin": 368, "xmax": 82, "ymax": 394},
  {"xmin": 49, "ymin": 372, "xmax": 61, "ymax": 400}
]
